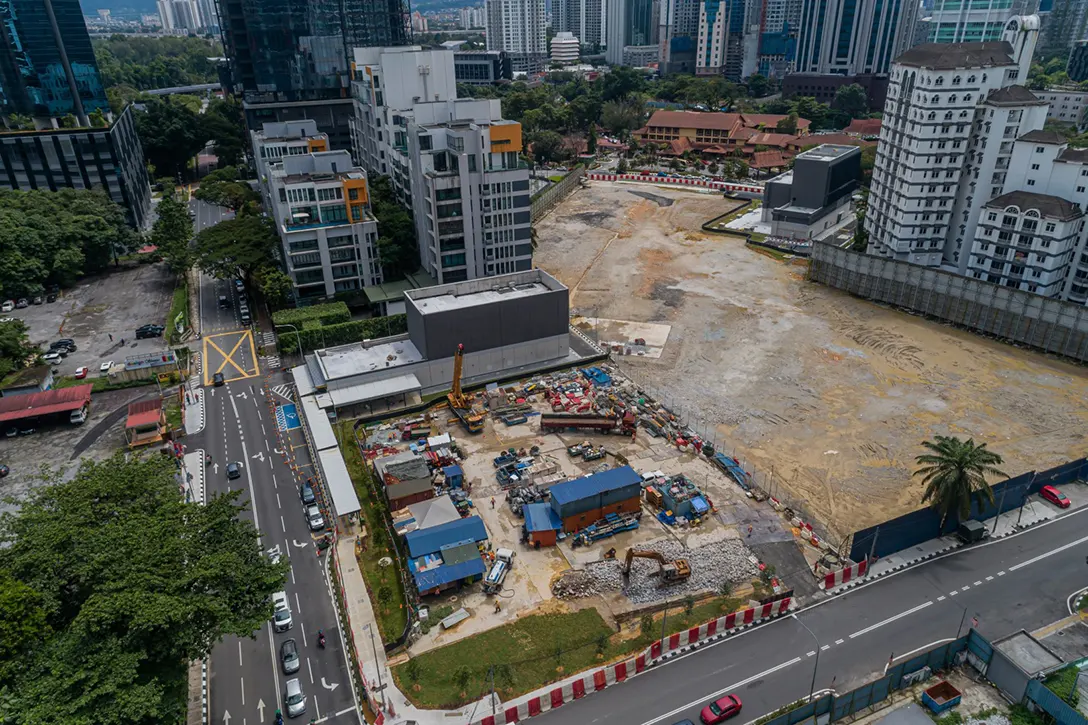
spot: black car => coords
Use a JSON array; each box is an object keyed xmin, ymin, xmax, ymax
[
  {"xmin": 213, "ymin": 372, "xmax": 225, "ymax": 387},
  {"xmin": 226, "ymin": 462, "xmax": 241, "ymax": 480},
  {"xmin": 50, "ymin": 340, "xmax": 76, "ymax": 353},
  {"xmin": 299, "ymin": 482, "xmax": 316, "ymax": 506},
  {"xmin": 45, "ymin": 293, "xmax": 57, "ymax": 303},
  {"xmin": 135, "ymin": 325, "xmax": 165, "ymax": 340}
]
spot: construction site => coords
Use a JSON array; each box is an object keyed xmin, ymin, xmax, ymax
[
  {"xmin": 532, "ymin": 181, "xmax": 1088, "ymax": 543},
  {"xmin": 360, "ymin": 361, "xmax": 809, "ymax": 659}
]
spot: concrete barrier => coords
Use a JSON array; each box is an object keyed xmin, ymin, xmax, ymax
[
  {"xmin": 585, "ymin": 172, "xmax": 763, "ymax": 196},
  {"xmin": 820, "ymin": 559, "xmax": 868, "ymax": 590},
  {"xmin": 471, "ymin": 597, "xmax": 792, "ymax": 725}
]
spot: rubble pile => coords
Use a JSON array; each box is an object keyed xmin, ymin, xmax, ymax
[
  {"xmin": 551, "ymin": 570, "xmax": 600, "ymax": 599},
  {"xmin": 581, "ymin": 538, "xmax": 758, "ymax": 604}
]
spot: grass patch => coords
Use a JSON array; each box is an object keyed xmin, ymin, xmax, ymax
[
  {"xmin": 336, "ymin": 421, "xmax": 409, "ymax": 644},
  {"xmin": 54, "ymin": 375, "xmax": 160, "ymax": 393},
  {"xmin": 548, "ymin": 174, "xmax": 566, "ymax": 182},
  {"xmin": 164, "ymin": 397, "xmax": 182, "ymax": 431},
  {"xmin": 165, "ymin": 277, "xmax": 189, "ymax": 345},
  {"xmin": 395, "ymin": 595, "xmax": 745, "ymax": 708},
  {"xmin": 1044, "ymin": 665, "xmax": 1081, "ymax": 706}
]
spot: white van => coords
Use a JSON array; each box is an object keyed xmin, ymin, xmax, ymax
[{"xmin": 69, "ymin": 407, "xmax": 87, "ymax": 424}]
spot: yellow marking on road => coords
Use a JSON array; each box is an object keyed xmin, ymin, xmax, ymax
[{"xmin": 202, "ymin": 330, "xmax": 259, "ymax": 385}]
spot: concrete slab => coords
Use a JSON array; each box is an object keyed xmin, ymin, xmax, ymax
[
  {"xmin": 571, "ymin": 317, "xmax": 672, "ymax": 359},
  {"xmin": 874, "ymin": 703, "xmax": 936, "ymax": 725},
  {"xmin": 994, "ymin": 630, "xmax": 1064, "ymax": 676}
]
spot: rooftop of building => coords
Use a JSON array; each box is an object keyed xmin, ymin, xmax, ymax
[
  {"xmin": 253, "ymin": 120, "xmax": 325, "ymax": 142},
  {"xmin": 641, "ymin": 110, "xmax": 812, "ymax": 132},
  {"xmin": 273, "ymin": 150, "xmax": 368, "ymax": 185},
  {"xmin": 985, "ymin": 86, "xmax": 1046, "ymax": 106},
  {"xmin": 316, "ymin": 335, "xmax": 424, "ymax": 381},
  {"xmin": 1057, "ymin": 147, "xmax": 1088, "ymax": 163},
  {"xmin": 405, "ymin": 269, "xmax": 566, "ymax": 315},
  {"xmin": 894, "ymin": 41, "xmax": 1015, "ymax": 70},
  {"xmin": 1018, "ymin": 129, "xmax": 1067, "ymax": 145},
  {"xmin": 845, "ymin": 118, "xmax": 882, "ymax": 136},
  {"xmin": 985, "ymin": 190, "xmax": 1083, "ymax": 220},
  {"xmin": 550, "ymin": 466, "xmax": 642, "ymax": 506},
  {"xmin": 796, "ymin": 144, "xmax": 861, "ymax": 161}
]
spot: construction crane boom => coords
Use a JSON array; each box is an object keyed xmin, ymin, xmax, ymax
[{"xmin": 449, "ymin": 343, "xmax": 466, "ymax": 409}]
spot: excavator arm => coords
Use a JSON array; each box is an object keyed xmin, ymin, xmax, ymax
[{"xmin": 622, "ymin": 548, "xmax": 666, "ymax": 575}]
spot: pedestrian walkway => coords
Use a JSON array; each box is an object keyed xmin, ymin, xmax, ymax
[
  {"xmin": 185, "ymin": 388, "xmax": 205, "ymax": 435},
  {"xmin": 182, "ymin": 450, "xmax": 205, "ymax": 505}
]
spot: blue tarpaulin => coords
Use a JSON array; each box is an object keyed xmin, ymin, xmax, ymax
[
  {"xmin": 524, "ymin": 503, "xmax": 562, "ymax": 532},
  {"xmin": 413, "ymin": 557, "xmax": 487, "ymax": 591},
  {"xmin": 691, "ymin": 495, "xmax": 709, "ymax": 515},
  {"xmin": 405, "ymin": 516, "xmax": 487, "ymax": 558}
]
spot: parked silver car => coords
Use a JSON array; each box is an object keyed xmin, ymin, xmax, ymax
[{"xmin": 284, "ymin": 678, "xmax": 306, "ymax": 718}]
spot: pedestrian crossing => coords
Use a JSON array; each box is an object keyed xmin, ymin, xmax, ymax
[
  {"xmin": 263, "ymin": 355, "xmax": 281, "ymax": 370},
  {"xmin": 271, "ymin": 383, "xmax": 293, "ymax": 402},
  {"xmin": 262, "ymin": 332, "xmax": 276, "ymax": 346},
  {"xmin": 189, "ymin": 351, "xmax": 203, "ymax": 389}
]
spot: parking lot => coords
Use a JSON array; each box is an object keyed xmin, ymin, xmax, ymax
[{"xmin": 7, "ymin": 263, "xmax": 176, "ymax": 377}]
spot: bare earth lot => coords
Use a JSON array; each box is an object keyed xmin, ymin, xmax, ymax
[{"xmin": 535, "ymin": 182, "xmax": 1088, "ymax": 541}]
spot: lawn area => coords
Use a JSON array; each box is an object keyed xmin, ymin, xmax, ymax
[
  {"xmin": 394, "ymin": 595, "xmax": 743, "ymax": 709},
  {"xmin": 165, "ymin": 276, "xmax": 189, "ymax": 345},
  {"xmin": 54, "ymin": 374, "xmax": 159, "ymax": 393},
  {"xmin": 1044, "ymin": 664, "xmax": 1080, "ymax": 706},
  {"xmin": 336, "ymin": 420, "xmax": 410, "ymax": 645},
  {"xmin": 164, "ymin": 397, "xmax": 182, "ymax": 431}
]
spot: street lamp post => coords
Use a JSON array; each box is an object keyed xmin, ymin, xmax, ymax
[
  {"xmin": 274, "ymin": 323, "xmax": 303, "ymax": 358},
  {"xmin": 793, "ymin": 614, "xmax": 821, "ymax": 703}
]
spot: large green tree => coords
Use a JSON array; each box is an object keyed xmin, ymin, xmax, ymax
[
  {"xmin": 0, "ymin": 189, "xmax": 134, "ymax": 298},
  {"xmin": 914, "ymin": 436, "xmax": 1006, "ymax": 528},
  {"xmin": 150, "ymin": 193, "xmax": 194, "ymax": 273},
  {"xmin": 833, "ymin": 83, "xmax": 870, "ymax": 119},
  {"xmin": 600, "ymin": 98, "xmax": 646, "ymax": 139},
  {"xmin": 194, "ymin": 215, "xmax": 280, "ymax": 289},
  {"xmin": 0, "ymin": 453, "xmax": 286, "ymax": 724},
  {"xmin": 135, "ymin": 97, "xmax": 210, "ymax": 180},
  {"xmin": 0, "ymin": 318, "xmax": 36, "ymax": 379},
  {"xmin": 93, "ymin": 35, "xmax": 222, "ymax": 91},
  {"xmin": 203, "ymin": 97, "xmax": 248, "ymax": 167},
  {"xmin": 368, "ymin": 175, "xmax": 418, "ymax": 279}
]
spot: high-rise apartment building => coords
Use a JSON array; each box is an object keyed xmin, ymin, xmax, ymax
[
  {"xmin": 0, "ymin": 0, "xmax": 109, "ymax": 120},
  {"xmin": 923, "ymin": 0, "xmax": 1038, "ymax": 43},
  {"xmin": 555, "ymin": 0, "xmax": 606, "ymax": 49},
  {"xmin": 485, "ymin": 0, "xmax": 547, "ymax": 73},
  {"xmin": 695, "ymin": 0, "xmax": 762, "ymax": 79},
  {"xmin": 794, "ymin": 0, "xmax": 917, "ymax": 75},
  {"xmin": 865, "ymin": 16, "xmax": 1046, "ymax": 271},
  {"xmin": 659, "ymin": 0, "xmax": 701, "ymax": 73},
  {"xmin": 1069, "ymin": 39, "xmax": 1088, "ymax": 83},
  {"xmin": 606, "ymin": 0, "xmax": 658, "ymax": 65},
  {"xmin": 216, "ymin": 0, "xmax": 410, "ymax": 149},
  {"xmin": 351, "ymin": 47, "xmax": 533, "ymax": 285},
  {"xmin": 551, "ymin": 32, "xmax": 581, "ymax": 64},
  {"xmin": 460, "ymin": 5, "xmax": 487, "ymax": 28},
  {"xmin": 1037, "ymin": 0, "xmax": 1088, "ymax": 57},
  {"xmin": 254, "ymin": 142, "xmax": 383, "ymax": 303}
]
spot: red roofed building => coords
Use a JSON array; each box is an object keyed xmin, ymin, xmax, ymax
[
  {"xmin": 0, "ymin": 384, "xmax": 92, "ymax": 425},
  {"xmin": 750, "ymin": 150, "xmax": 792, "ymax": 171},
  {"xmin": 633, "ymin": 110, "xmax": 811, "ymax": 163},
  {"xmin": 126, "ymin": 398, "xmax": 166, "ymax": 447},
  {"xmin": 845, "ymin": 118, "xmax": 882, "ymax": 136}
]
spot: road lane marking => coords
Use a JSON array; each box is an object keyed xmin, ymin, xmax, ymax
[
  {"xmin": 834, "ymin": 639, "xmax": 844, "ymax": 645},
  {"xmin": 295, "ymin": 592, "xmax": 302, "ymax": 615},
  {"xmin": 961, "ymin": 586, "xmax": 969, "ymax": 591},
  {"xmin": 314, "ymin": 695, "xmax": 321, "ymax": 721},
  {"xmin": 266, "ymin": 623, "xmax": 281, "ymax": 709},
  {"xmin": 640, "ymin": 656, "xmax": 802, "ymax": 725},
  {"xmin": 302, "ymin": 621, "xmax": 308, "ymax": 647},
  {"xmin": 308, "ymin": 657, "xmax": 315, "ymax": 684},
  {"xmin": 985, "ymin": 576, "xmax": 993, "ymax": 581},
  {"xmin": 276, "ymin": 493, "xmax": 282, "ymax": 509},
  {"xmin": 239, "ymin": 640, "xmax": 243, "ymax": 666},
  {"xmin": 973, "ymin": 581, "xmax": 981, "ymax": 586},
  {"xmin": 849, "ymin": 601, "xmax": 932, "ymax": 640},
  {"xmin": 335, "ymin": 708, "xmax": 356, "ymax": 716},
  {"xmin": 937, "ymin": 596, "xmax": 946, "ymax": 601},
  {"xmin": 820, "ymin": 645, "xmax": 830, "ymax": 651},
  {"xmin": 281, "ymin": 515, "xmax": 286, "ymax": 532},
  {"xmin": 241, "ymin": 441, "xmax": 261, "ymax": 537},
  {"xmin": 240, "ymin": 676, "xmax": 245, "ymax": 705},
  {"xmin": 1008, "ymin": 532, "xmax": 1088, "ymax": 571},
  {"xmin": 950, "ymin": 591, "xmax": 958, "ymax": 596},
  {"xmin": 806, "ymin": 651, "xmax": 816, "ymax": 657}
]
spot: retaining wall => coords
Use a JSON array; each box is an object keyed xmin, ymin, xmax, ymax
[
  {"xmin": 809, "ymin": 242, "xmax": 1088, "ymax": 363},
  {"xmin": 531, "ymin": 167, "xmax": 586, "ymax": 221},
  {"xmin": 586, "ymin": 172, "xmax": 763, "ymax": 196}
]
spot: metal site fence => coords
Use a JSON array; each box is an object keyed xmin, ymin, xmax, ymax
[
  {"xmin": 762, "ymin": 635, "xmax": 969, "ymax": 725},
  {"xmin": 531, "ymin": 166, "xmax": 586, "ymax": 221},
  {"xmin": 606, "ymin": 353, "xmax": 842, "ymax": 548}
]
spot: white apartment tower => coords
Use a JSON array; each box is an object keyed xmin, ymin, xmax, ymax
[
  {"xmin": 351, "ymin": 47, "xmax": 533, "ymax": 285},
  {"xmin": 485, "ymin": 0, "xmax": 547, "ymax": 73},
  {"xmin": 865, "ymin": 15, "xmax": 1042, "ymax": 269},
  {"xmin": 794, "ymin": 0, "xmax": 917, "ymax": 75},
  {"xmin": 255, "ymin": 145, "xmax": 382, "ymax": 302},
  {"xmin": 556, "ymin": 0, "xmax": 606, "ymax": 48},
  {"xmin": 551, "ymin": 32, "xmax": 581, "ymax": 65}
]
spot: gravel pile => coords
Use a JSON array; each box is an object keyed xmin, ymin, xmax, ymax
[
  {"xmin": 965, "ymin": 714, "xmax": 1010, "ymax": 725},
  {"xmin": 579, "ymin": 538, "xmax": 758, "ymax": 605},
  {"xmin": 551, "ymin": 570, "xmax": 599, "ymax": 599}
]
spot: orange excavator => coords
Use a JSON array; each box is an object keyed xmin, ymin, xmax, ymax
[
  {"xmin": 448, "ymin": 343, "xmax": 485, "ymax": 434},
  {"xmin": 622, "ymin": 548, "xmax": 692, "ymax": 583}
]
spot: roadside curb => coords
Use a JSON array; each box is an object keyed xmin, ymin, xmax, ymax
[{"xmin": 828, "ymin": 542, "xmax": 962, "ymax": 595}]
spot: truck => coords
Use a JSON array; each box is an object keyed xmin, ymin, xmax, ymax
[
  {"xmin": 483, "ymin": 548, "xmax": 515, "ymax": 594},
  {"xmin": 539, "ymin": 411, "xmax": 636, "ymax": 435}
]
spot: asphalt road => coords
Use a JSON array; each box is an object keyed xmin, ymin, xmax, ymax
[
  {"xmin": 190, "ymin": 195, "xmax": 233, "ymax": 233},
  {"xmin": 189, "ymin": 206, "xmax": 359, "ymax": 725},
  {"xmin": 533, "ymin": 507, "xmax": 1088, "ymax": 725}
]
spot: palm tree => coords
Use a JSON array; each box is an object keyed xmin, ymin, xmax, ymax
[{"xmin": 914, "ymin": 436, "xmax": 1006, "ymax": 528}]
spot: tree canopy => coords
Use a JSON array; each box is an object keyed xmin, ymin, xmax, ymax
[
  {"xmin": 194, "ymin": 214, "xmax": 285, "ymax": 299},
  {"xmin": 93, "ymin": 35, "xmax": 222, "ymax": 91},
  {"xmin": 0, "ymin": 189, "xmax": 135, "ymax": 299},
  {"xmin": 914, "ymin": 435, "xmax": 1006, "ymax": 528},
  {"xmin": 0, "ymin": 453, "xmax": 286, "ymax": 724},
  {"xmin": 150, "ymin": 192, "xmax": 194, "ymax": 273},
  {"xmin": 135, "ymin": 97, "xmax": 210, "ymax": 180},
  {"xmin": 369, "ymin": 175, "xmax": 419, "ymax": 279},
  {"xmin": 0, "ymin": 319, "xmax": 36, "ymax": 380}
]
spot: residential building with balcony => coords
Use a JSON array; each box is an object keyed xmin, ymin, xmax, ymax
[
  {"xmin": 251, "ymin": 120, "xmax": 330, "ymax": 207},
  {"xmin": 264, "ymin": 149, "xmax": 382, "ymax": 302},
  {"xmin": 351, "ymin": 46, "xmax": 532, "ymax": 286}
]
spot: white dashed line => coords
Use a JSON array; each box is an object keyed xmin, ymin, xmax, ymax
[
  {"xmin": 937, "ymin": 596, "xmax": 946, "ymax": 601},
  {"xmin": 835, "ymin": 639, "xmax": 844, "ymax": 645},
  {"xmin": 985, "ymin": 576, "xmax": 994, "ymax": 581},
  {"xmin": 998, "ymin": 571, "xmax": 1005, "ymax": 576},
  {"xmin": 950, "ymin": 591, "xmax": 958, "ymax": 596},
  {"xmin": 807, "ymin": 651, "xmax": 816, "ymax": 657},
  {"xmin": 973, "ymin": 581, "xmax": 982, "ymax": 586},
  {"xmin": 961, "ymin": 586, "xmax": 970, "ymax": 591},
  {"xmin": 821, "ymin": 645, "xmax": 830, "ymax": 651}
]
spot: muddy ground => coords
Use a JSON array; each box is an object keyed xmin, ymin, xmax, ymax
[{"xmin": 534, "ymin": 182, "xmax": 1088, "ymax": 542}]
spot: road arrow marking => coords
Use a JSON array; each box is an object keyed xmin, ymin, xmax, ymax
[
  {"xmin": 235, "ymin": 391, "xmax": 249, "ymax": 400},
  {"xmin": 222, "ymin": 711, "xmax": 231, "ymax": 724},
  {"xmin": 293, "ymin": 539, "xmax": 310, "ymax": 549},
  {"xmin": 274, "ymin": 448, "xmax": 285, "ymax": 455},
  {"xmin": 252, "ymin": 451, "xmax": 265, "ymax": 462},
  {"xmin": 213, "ymin": 463, "xmax": 219, "ymax": 475},
  {"xmin": 256, "ymin": 698, "xmax": 265, "ymax": 720},
  {"xmin": 321, "ymin": 677, "xmax": 339, "ymax": 692}
]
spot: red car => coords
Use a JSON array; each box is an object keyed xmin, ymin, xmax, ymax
[
  {"xmin": 701, "ymin": 694, "xmax": 742, "ymax": 724},
  {"xmin": 1041, "ymin": 484, "xmax": 1071, "ymax": 509},
  {"xmin": 74, "ymin": 366, "xmax": 88, "ymax": 379}
]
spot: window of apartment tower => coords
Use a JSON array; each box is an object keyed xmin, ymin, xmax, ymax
[
  {"xmin": 419, "ymin": 135, "xmax": 433, "ymax": 151},
  {"xmin": 349, "ymin": 187, "xmax": 359, "ymax": 200}
]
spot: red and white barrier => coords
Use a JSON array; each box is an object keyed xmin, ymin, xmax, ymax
[
  {"xmin": 470, "ymin": 597, "xmax": 791, "ymax": 725},
  {"xmin": 820, "ymin": 559, "xmax": 868, "ymax": 590},
  {"xmin": 584, "ymin": 172, "xmax": 763, "ymax": 196}
]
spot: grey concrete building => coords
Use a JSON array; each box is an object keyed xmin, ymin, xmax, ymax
[
  {"xmin": 0, "ymin": 105, "xmax": 152, "ymax": 229},
  {"xmin": 291, "ymin": 269, "xmax": 603, "ymax": 417},
  {"xmin": 453, "ymin": 50, "xmax": 513, "ymax": 85},
  {"xmin": 762, "ymin": 144, "xmax": 861, "ymax": 240}
]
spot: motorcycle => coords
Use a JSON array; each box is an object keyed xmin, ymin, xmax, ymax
[
  {"xmin": 205, "ymin": 454, "xmax": 211, "ymax": 467},
  {"xmin": 317, "ymin": 630, "xmax": 326, "ymax": 649},
  {"xmin": 274, "ymin": 709, "xmax": 284, "ymax": 725}
]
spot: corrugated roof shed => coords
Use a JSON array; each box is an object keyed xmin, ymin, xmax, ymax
[
  {"xmin": 549, "ymin": 466, "xmax": 642, "ymax": 506},
  {"xmin": 0, "ymin": 384, "xmax": 92, "ymax": 423},
  {"xmin": 413, "ymin": 558, "xmax": 487, "ymax": 591},
  {"xmin": 126, "ymin": 398, "xmax": 162, "ymax": 428},
  {"xmin": 405, "ymin": 515, "xmax": 488, "ymax": 558},
  {"xmin": 524, "ymin": 502, "xmax": 562, "ymax": 532}
]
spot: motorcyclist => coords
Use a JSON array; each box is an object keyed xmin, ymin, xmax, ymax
[
  {"xmin": 317, "ymin": 629, "xmax": 326, "ymax": 648},
  {"xmin": 274, "ymin": 709, "xmax": 284, "ymax": 725}
]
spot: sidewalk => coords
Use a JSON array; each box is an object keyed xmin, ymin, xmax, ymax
[
  {"xmin": 182, "ymin": 450, "xmax": 205, "ymax": 505},
  {"xmin": 830, "ymin": 492, "xmax": 1067, "ymax": 595},
  {"xmin": 185, "ymin": 388, "xmax": 205, "ymax": 436}
]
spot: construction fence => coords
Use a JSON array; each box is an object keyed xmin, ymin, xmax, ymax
[
  {"xmin": 848, "ymin": 457, "xmax": 1088, "ymax": 562},
  {"xmin": 808, "ymin": 242, "xmax": 1088, "ymax": 363},
  {"xmin": 530, "ymin": 166, "xmax": 586, "ymax": 221}
]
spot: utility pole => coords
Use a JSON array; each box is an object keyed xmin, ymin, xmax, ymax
[
  {"xmin": 366, "ymin": 624, "xmax": 385, "ymax": 709},
  {"xmin": 660, "ymin": 599, "xmax": 669, "ymax": 644},
  {"xmin": 868, "ymin": 526, "xmax": 880, "ymax": 563},
  {"xmin": 992, "ymin": 483, "xmax": 1009, "ymax": 534},
  {"xmin": 1017, "ymin": 473, "xmax": 1037, "ymax": 527},
  {"xmin": 489, "ymin": 665, "xmax": 496, "ymax": 716}
]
